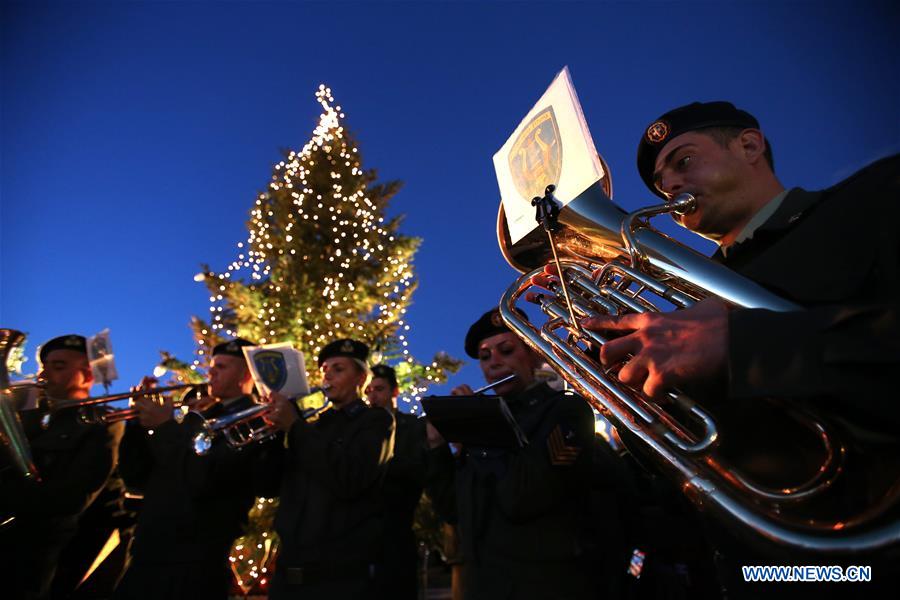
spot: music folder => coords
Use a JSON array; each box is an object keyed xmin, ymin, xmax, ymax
[{"xmin": 421, "ymin": 395, "xmax": 528, "ymax": 448}]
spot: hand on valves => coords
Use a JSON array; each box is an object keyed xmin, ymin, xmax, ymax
[
  {"xmin": 133, "ymin": 376, "xmax": 175, "ymax": 428},
  {"xmin": 262, "ymin": 391, "xmax": 298, "ymax": 432}
]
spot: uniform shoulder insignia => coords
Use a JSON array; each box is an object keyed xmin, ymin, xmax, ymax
[{"xmin": 547, "ymin": 421, "xmax": 582, "ymax": 466}]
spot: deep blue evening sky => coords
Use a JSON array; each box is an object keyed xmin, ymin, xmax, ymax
[{"xmin": 2, "ymin": 0, "xmax": 898, "ymax": 404}]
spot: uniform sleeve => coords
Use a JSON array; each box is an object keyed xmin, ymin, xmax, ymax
[
  {"xmin": 388, "ymin": 417, "xmax": 427, "ymax": 492},
  {"xmin": 285, "ymin": 408, "xmax": 394, "ymax": 499},
  {"xmin": 118, "ymin": 421, "xmax": 154, "ymax": 492},
  {"xmin": 189, "ymin": 430, "xmax": 286, "ymax": 498},
  {"xmin": 726, "ymin": 154, "xmax": 900, "ymax": 430},
  {"xmin": 424, "ymin": 443, "xmax": 457, "ymax": 524},
  {"xmin": 727, "ymin": 302, "xmax": 900, "ymax": 428},
  {"xmin": 1, "ymin": 421, "xmax": 123, "ymax": 518},
  {"xmin": 493, "ymin": 393, "xmax": 596, "ymax": 521}
]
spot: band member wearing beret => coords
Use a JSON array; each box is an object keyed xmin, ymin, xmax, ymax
[
  {"xmin": 366, "ymin": 364, "xmax": 427, "ymax": 600},
  {"xmin": 264, "ymin": 338, "xmax": 395, "ymax": 600},
  {"xmin": 424, "ymin": 309, "xmax": 598, "ymax": 600},
  {"xmin": 582, "ymin": 101, "xmax": 900, "ymax": 597},
  {"xmin": 115, "ymin": 337, "xmax": 280, "ymax": 600},
  {"xmin": 0, "ymin": 335, "xmax": 123, "ymax": 600}
]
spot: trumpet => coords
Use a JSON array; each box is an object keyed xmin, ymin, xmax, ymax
[
  {"xmin": 190, "ymin": 385, "xmax": 331, "ymax": 455},
  {"xmin": 40, "ymin": 382, "xmax": 207, "ymax": 427}
]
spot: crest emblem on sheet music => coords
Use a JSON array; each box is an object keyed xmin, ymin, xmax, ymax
[
  {"xmin": 508, "ymin": 107, "xmax": 562, "ymax": 202},
  {"xmin": 253, "ymin": 350, "xmax": 288, "ymax": 391}
]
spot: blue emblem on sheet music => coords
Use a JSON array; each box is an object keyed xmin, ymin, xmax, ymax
[{"xmin": 253, "ymin": 350, "xmax": 288, "ymax": 391}]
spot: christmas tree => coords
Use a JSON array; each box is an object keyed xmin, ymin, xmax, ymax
[
  {"xmin": 182, "ymin": 84, "xmax": 460, "ymax": 408},
  {"xmin": 162, "ymin": 84, "xmax": 460, "ymax": 594}
]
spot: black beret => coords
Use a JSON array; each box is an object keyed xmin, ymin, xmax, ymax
[
  {"xmin": 370, "ymin": 364, "xmax": 398, "ymax": 390},
  {"xmin": 39, "ymin": 334, "xmax": 87, "ymax": 363},
  {"xmin": 211, "ymin": 337, "xmax": 256, "ymax": 358},
  {"xmin": 318, "ymin": 338, "xmax": 369, "ymax": 367},
  {"xmin": 637, "ymin": 101, "xmax": 760, "ymax": 197},
  {"xmin": 464, "ymin": 308, "xmax": 528, "ymax": 359}
]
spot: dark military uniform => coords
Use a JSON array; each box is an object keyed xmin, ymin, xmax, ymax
[
  {"xmin": 114, "ymin": 395, "xmax": 280, "ymax": 600},
  {"xmin": 636, "ymin": 101, "xmax": 900, "ymax": 598},
  {"xmin": 426, "ymin": 383, "xmax": 597, "ymax": 600},
  {"xmin": 0, "ymin": 408, "xmax": 123, "ymax": 600},
  {"xmin": 50, "ymin": 467, "xmax": 137, "ymax": 598},
  {"xmin": 268, "ymin": 399, "xmax": 395, "ymax": 600},
  {"xmin": 377, "ymin": 410, "xmax": 427, "ymax": 600},
  {"xmin": 704, "ymin": 154, "xmax": 900, "ymax": 598}
]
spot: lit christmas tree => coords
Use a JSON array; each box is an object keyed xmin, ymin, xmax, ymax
[
  {"xmin": 186, "ymin": 84, "xmax": 460, "ymax": 408},
  {"xmin": 162, "ymin": 84, "xmax": 460, "ymax": 594}
]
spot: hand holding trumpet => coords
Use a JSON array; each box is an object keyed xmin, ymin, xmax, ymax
[
  {"xmin": 132, "ymin": 376, "xmax": 175, "ymax": 428},
  {"xmin": 262, "ymin": 391, "xmax": 299, "ymax": 432}
]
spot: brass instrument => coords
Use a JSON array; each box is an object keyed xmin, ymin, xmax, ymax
[
  {"xmin": 39, "ymin": 382, "xmax": 206, "ymax": 426},
  {"xmin": 190, "ymin": 386, "xmax": 331, "ymax": 455},
  {"xmin": 497, "ymin": 178, "xmax": 900, "ymax": 554},
  {"xmin": 0, "ymin": 329, "xmax": 40, "ymax": 481}
]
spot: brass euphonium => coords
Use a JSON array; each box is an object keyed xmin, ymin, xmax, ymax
[
  {"xmin": 0, "ymin": 328, "xmax": 40, "ymax": 481},
  {"xmin": 497, "ymin": 175, "xmax": 900, "ymax": 555}
]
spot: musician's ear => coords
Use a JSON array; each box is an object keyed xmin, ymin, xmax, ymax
[{"xmin": 737, "ymin": 128, "xmax": 766, "ymax": 166}]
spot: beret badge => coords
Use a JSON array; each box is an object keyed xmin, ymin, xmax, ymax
[
  {"xmin": 646, "ymin": 120, "xmax": 670, "ymax": 144},
  {"xmin": 490, "ymin": 311, "xmax": 504, "ymax": 327}
]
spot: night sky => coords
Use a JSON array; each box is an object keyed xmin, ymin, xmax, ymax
[{"xmin": 2, "ymin": 0, "xmax": 898, "ymax": 405}]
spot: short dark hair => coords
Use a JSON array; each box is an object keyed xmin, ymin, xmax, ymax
[
  {"xmin": 370, "ymin": 364, "xmax": 398, "ymax": 390},
  {"xmin": 700, "ymin": 126, "xmax": 775, "ymax": 172}
]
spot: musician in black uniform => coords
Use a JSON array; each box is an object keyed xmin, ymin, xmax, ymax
[
  {"xmin": 366, "ymin": 363, "xmax": 427, "ymax": 600},
  {"xmin": 264, "ymin": 338, "xmax": 395, "ymax": 600},
  {"xmin": 583, "ymin": 101, "xmax": 900, "ymax": 597},
  {"xmin": 0, "ymin": 334, "xmax": 123, "ymax": 600},
  {"xmin": 114, "ymin": 337, "xmax": 279, "ymax": 600},
  {"xmin": 424, "ymin": 309, "xmax": 598, "ymax": 600}
]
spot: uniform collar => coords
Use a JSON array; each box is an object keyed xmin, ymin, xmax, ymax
[
  {"xmin": 721, "ymin": 189, "xmax": 789, "ymax": 256},
  {"xmin": 337, "ymin": 398, "xmax": 368, "ymax": 419},
  {"xmin": 715, "ymin": 187, "xmax": 823, "ymax": 261}
]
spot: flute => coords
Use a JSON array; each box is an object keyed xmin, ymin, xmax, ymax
[{"xmin": 472, "ymin": 374, "xmax": 517, "ymax": 395}]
